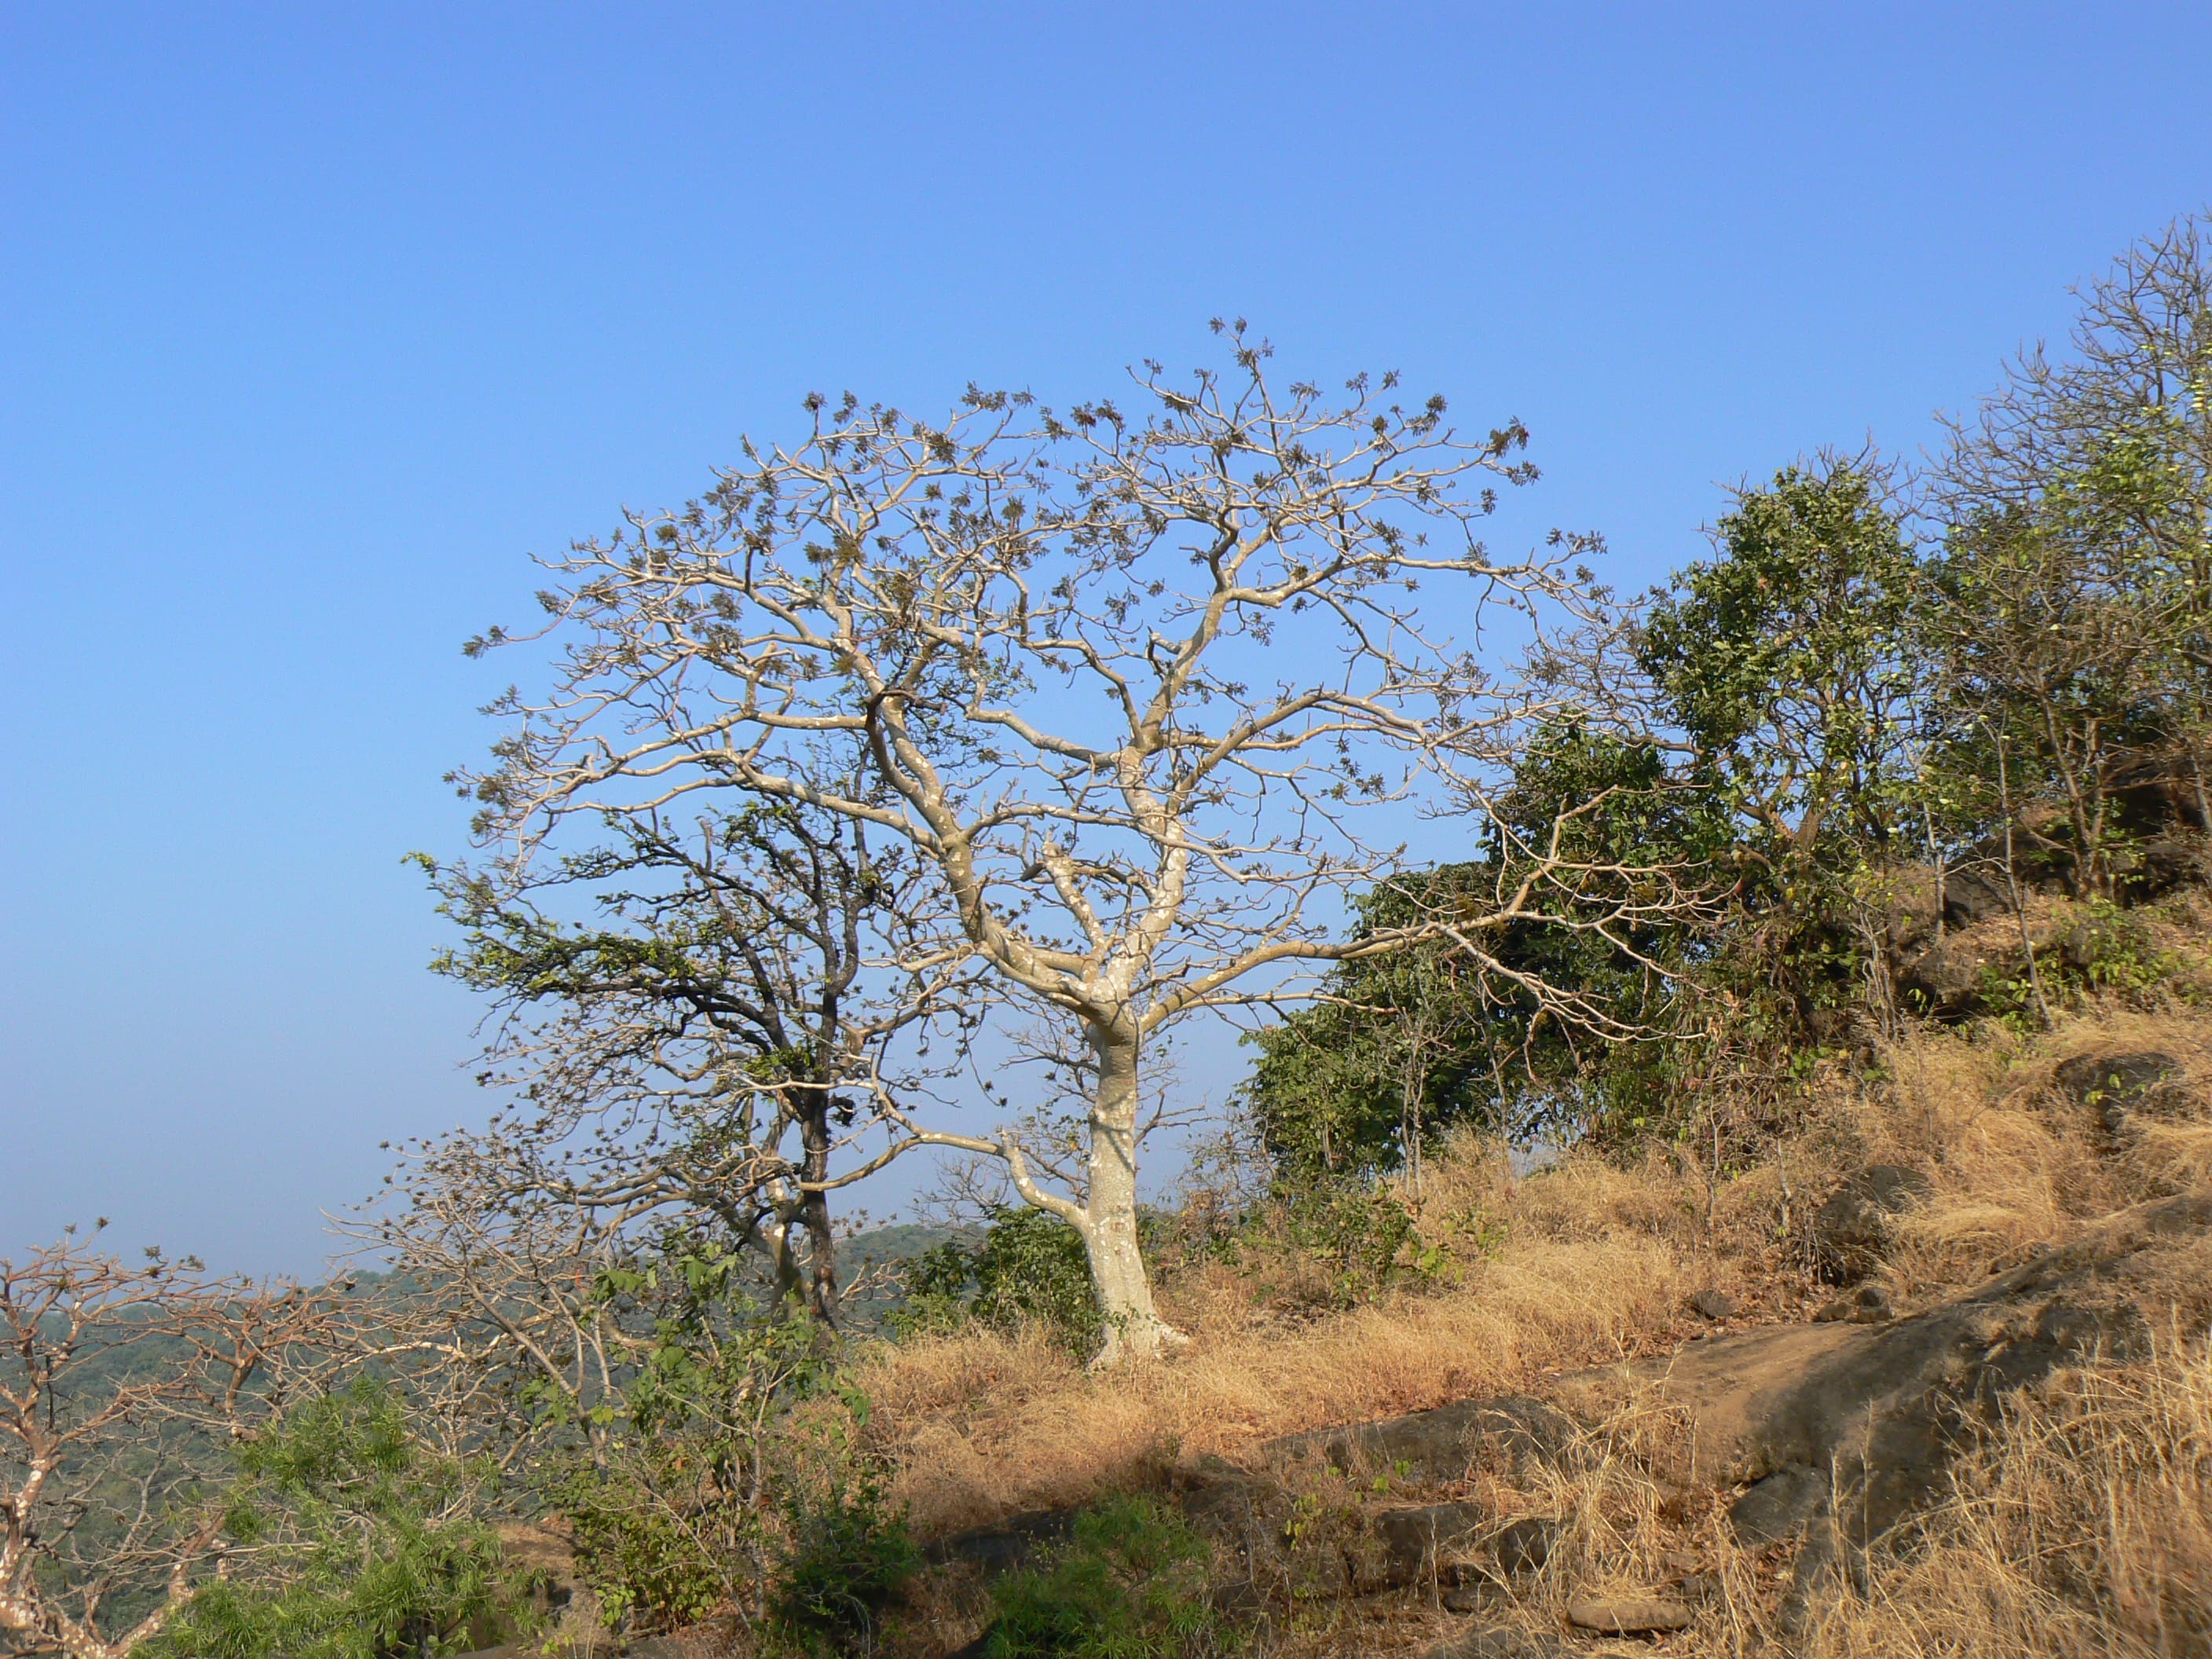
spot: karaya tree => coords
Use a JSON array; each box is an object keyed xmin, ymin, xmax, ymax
[{"xmin": 460, "ymin": 324, "xmax": 1701, "ymax": 1360}]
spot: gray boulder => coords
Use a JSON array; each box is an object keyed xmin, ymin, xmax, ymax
[
  {"xmin": 1812, "ymin": 1164, "xmax": 1930, "ymax": 1284},
  {"xmin": 2053, "ymin": 1050, "xmax": 2182, "ymax": 1136}
]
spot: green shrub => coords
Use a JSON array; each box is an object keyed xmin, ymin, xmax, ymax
[
  {"xmin": 146, "ymin": 1380, "xmax": 524, "ymax": 1659},
  {"xmin": 892, "ymin": 1208, "xmax": 1104, "ymax": 1358},
  {"xmin": 558, "ymin": 1456, "xmax": 746, "ymax": 1637},
  {"xmin": 987, "ymin": 1496, "xmax": 1235, "ymax": 1659},
  {"xmin": 768, "ymin": 1465, "xmax": 919, "ymax": 1657},
  {"xmin": 1273, "ymin": 1177, "xmax": 1414, "ymax": 1306},
  {"xmin": 558, "ymin": 1298, "xmax": 844, "ymax": 1635}
]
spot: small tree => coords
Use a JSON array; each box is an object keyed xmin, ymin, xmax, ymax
[
  {"xmin": 0, "ymin": 1234, "xmax": 342, "ymax": 1659},
  {"xmin": 460, "ymin": 326, "xmax": 1699, "ymax": 1359},
  {"xmin": 418, "ymin": 789, "xmax": 969, "ymax": 1328},
  {"xmin": 1932, "ymin": 213, "xmax": 2212, "ymax": 896}
]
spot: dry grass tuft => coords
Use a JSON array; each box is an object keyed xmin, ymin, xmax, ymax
[{"xmin": 1800, "ymin": 1341, "xmax": 2212, "ymax": 1658}]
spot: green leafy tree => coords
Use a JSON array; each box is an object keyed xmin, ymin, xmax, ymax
[
  {"xmin": 1639, "ymin": 460, "xmax": 1925, "ymax": 863},
  {"xmin": 1635, "ymin": 459, "xmax": 1928, "ymax": 1038},
  {"xmin": 553, "ymin": 1240, "xmax": 847, "ymax": 1634},
  {"xmin": 1243, "ymin": 725, "xmax": 1727, "ymax": 1169},
  {"xmin": 1931, "ymin": 214, "xmax": 2212, "ymax": 898},
  {"xmin": 417, "ymin": 794, "xmax": 968, "ymax": 1329}
]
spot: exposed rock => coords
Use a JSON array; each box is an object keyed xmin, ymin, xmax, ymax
[
  {"xmin": 1940, "ymin": 866, "xmax": 2014, "ymax": 927},
  {"xmin": 1675, "ymin": 1570, "xmax": 1723, "ymax": 1606},
  {"xmin": 1207, "ymin": 1578, "xmax": 1271, "ymax": 1618},
  {"xmin": 1372, "ymin": 1500, "xmax": 1488, "ymax": 1583},
  {"xmin": 1263, "ymin": 1393, "xmax": 1577, "ymax": 1481},
  {"xmin": 914, "ymin": 1193, "xmax": 2209, "ymax": 1652},
  {"xmin": 1593, "ymin": 1193, "xmax": 2209, "ymax": 1558},
  {"xmin": 1172, "ymin": 1458, "xmax": 1270, "ymax": 1535},
  {"xmin": 1566, "ymin": 1593, "xmax": 1695, "ymax": 1634},
  {"xmin": 1812, "ymin": 1165, "xmax": 1930, "ymax": 1283},
  {"xmin": 1895, "ymin": 940, "xmax": 1988, "ymax": 1021},
  {"xmin": 1486, "ymin": 1514, "xmax": 1562, "ymax": 1578},
  {"xmin": 1877, "ymin": 866, "xmax": 1945, "ymax": 954},
  {"xmin": 2053, "ymin": 1050, "xmax": 2182, "ymax": 1136},
  {"xmin": 2117, "ymin": 835, "xmax": 2203, "ymax": 899},
  {"xmin": 1815, "ymin": 1283, "xmax": 1895, "ymax": 1324},
  {"xmin": 1727, "ymin": 1461, "xmax": 1830, "ymax": 1545},
  {"xmin": 924, "ymin": 1507, "xmax": 1073, "ymax": 1575},
  {"xmin": 1688, "ymin": 1287, "xmax": 1737, "ymax": 1321},
  {"xmin": 942, "ymin": 1623, "xmax": 998, "ymax": 1659},
  {"xmin": 1206, "ymin": 1577, "xmax": 1277, "ymax": 1642}
]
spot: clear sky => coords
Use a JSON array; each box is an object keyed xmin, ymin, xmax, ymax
[{"xmin": 5, "ymin": 2, "xmax": 2208, "ymax": 1276}]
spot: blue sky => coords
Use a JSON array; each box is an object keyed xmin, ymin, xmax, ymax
[{"xmin": 4, "ymin": 2, "xmax": 2208, "ymax": 1275}]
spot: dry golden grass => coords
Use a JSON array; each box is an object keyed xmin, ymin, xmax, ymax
[
  {"xmin": 1265, "ymin": 1343, "xmax": 2212, "ymax": 1659},
  {"xmin": 1876, "ymin": 1005, "xmax": 2212, "ymax": 1293},
  {"xmin": 862, "ymin": 1232, "xmax": 1689, "ymax": 1534},
  {"xmin": 1799, "ymin": 1340, "xmax": 2212, "ymax": 1659},
  {"xmin": 859, "ymin": 1086, "xmax": 1864, "ymax": 1535},
  {"xmin": 848, "ymin": 991, "xmax": 2212, "ymax": 1658}
]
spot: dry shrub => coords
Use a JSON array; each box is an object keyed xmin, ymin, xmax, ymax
[{"xmin": 1800, "ymin": 1342, "xmax": 2212, "ymax": 1659}]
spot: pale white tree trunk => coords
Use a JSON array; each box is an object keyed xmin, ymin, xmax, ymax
[{"xmin": 1077, "ymin": 1022, "xmax": 1181, "ymax": 1362}]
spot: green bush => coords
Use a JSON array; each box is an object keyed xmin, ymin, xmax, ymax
[
  {"xmin": 147, "ymin": 1380, "xmax": 524, "ymax": 1659},
  {"xmin": 892, "ymin": 1207, "xmax": 1104, "ymax": 1358},
  {"xmin": 987, "ymin": 1496, "xmax": 1234, "ymax": 1659},
  {"xmin": 1273, "ymin": 1177, "xmax": 1415, "ymax": 1306},
  {"xmin": 558, "ymin": 1294, "xmax": 844, "ymax": 1635},
  {"xmin": 558, "ymin": 1456, "xmax": 745, "ymax": 1637},
  {"xmin": 768, "ymin": 1465, "xmax": 919, "ymax": 1657}
]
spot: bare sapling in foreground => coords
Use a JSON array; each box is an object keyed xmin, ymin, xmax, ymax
[
  {"xmin": 460, "ymin": 324, "xmax": 1705, "ymax": 1361},
  {"xmin": 0, "ymin": 1233, "xmax": 342, "ymax": 1659}
]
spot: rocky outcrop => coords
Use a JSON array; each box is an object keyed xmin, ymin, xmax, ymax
[
  {"xmin": 1810, "ymin": 1164, "xmax": 1930, "ymax": 1283},
  {"xmin": 1227, "ymin": 1190, "xmax": 2207, "ymax": 1645},
  {"xmin": 1553, "ymin": 1188, "xmax": 2212, "ymax": 1633},
  {"xmin": 1260, "ymin": 1393, "xmax": 1578, "ymax": 1484},
  {"xmin": 2054, "ymin": 1049, "xmax": 2184, "ymax": 1136}
]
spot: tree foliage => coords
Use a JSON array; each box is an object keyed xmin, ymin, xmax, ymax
[{"xmin": 147, "ymin": 1382, "xmax": 517, "ymax": 1659}]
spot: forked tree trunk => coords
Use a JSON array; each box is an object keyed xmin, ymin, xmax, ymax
[{"xmin": 1079, "ymin": 1025, "xmax": 1181, "ymax": 1363}]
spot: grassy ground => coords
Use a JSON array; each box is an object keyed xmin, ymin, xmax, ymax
[{"xmin": 839, "ymin": 972, "xmax": 2212, "ymax": 1657}]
